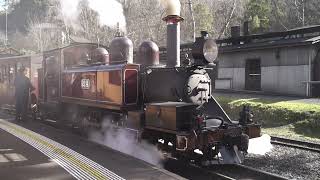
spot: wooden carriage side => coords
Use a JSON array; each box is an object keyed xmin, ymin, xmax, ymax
[{"xmin": 0, "ymin": 54, "xmax": 43, "ymax": 109}]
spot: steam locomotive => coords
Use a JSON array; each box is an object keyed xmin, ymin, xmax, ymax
[{"xmin": 0, "ymin": 15, "xmax": 261, "ymax": 165}]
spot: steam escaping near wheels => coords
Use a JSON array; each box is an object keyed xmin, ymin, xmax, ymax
[
  {"xmin": 248, "ymin": 134, "xmax": 273, "ymax": 155},
  {"xmin": 88, "ymin": 117, "xmax": 164, "ymax": 167}
]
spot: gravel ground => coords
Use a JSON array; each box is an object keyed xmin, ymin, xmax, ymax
[{"xmin": 244, "ymin": 145, "xmax": 320, "ymax": 180}]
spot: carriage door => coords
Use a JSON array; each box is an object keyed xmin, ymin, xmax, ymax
[
  {"xmin": 44, "ymin": 56, "xmax": 60, "ymax": 102},
  {"xmin": 245, "ymin": 59, "xmax": 261, "ymax": 91}
]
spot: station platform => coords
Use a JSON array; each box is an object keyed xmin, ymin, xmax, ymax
[
  {"xmin": 0, "ymin": 114, "xmax": 185, "ymax": 180},
  {"xmin": 0, "ymin": 126, "xmax": 75, "ymax": 180}
]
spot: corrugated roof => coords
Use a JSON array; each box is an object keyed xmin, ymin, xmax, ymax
[
  {"xmin": 219, "ymin": 36, "xmax": 320, "ymax": 53},
  {"xmin": 217, "ymin": 25, "xmax": 320, "ymax": 52},
  {"xmin": 0, "ymin": 47, "xmax": 22, "ymax": 57}
]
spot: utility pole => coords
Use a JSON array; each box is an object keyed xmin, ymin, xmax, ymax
[
  {"xmin": 187, "ymin": 0, "xmax": 196, "ymax": 42},
  {"xmin": 302, "ymin": 0, "xmax": 305, "ymax": 26},
  {"xmin": 5, "ymin": 0, "xmax": 8, "ymax": 47}
]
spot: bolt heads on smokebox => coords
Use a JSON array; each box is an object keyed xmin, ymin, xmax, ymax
[{"xmin": 162, "ymin": 15, "xmax": 184, "ymax": 23}]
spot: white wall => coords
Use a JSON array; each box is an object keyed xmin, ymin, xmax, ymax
[
  {"xmin": 217, "ymin": 65, "xmax": 308, "ymax": 96},
  {"xmin": 218, "ymin": 67, "xmax": 245, "ymax": 90},
  {"xmin": 261, "ymin": 65, "xmax": 308, "ymax": 96}
]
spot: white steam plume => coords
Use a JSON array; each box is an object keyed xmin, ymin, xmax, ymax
[
  {"xmin": 88, "ymin": 118, "xmax": 164, "ymax": 167},
  {"xmin": 87, "ymin": 0, "xmax": 126, "ymax": 32},
  {"xmin": 59, "ymin": 0, "xmax": 126, "ymax": 32},
  {"xmin": 60, "ymin": 0, "xmax": 81, "ymax": 30},
  {"xmin": 159, "ymin": 0, "xmax": 181, "ymax": 16},
  {"xmin": 248, "ymin": 134, "xmax": 273, "ymax": 155}
]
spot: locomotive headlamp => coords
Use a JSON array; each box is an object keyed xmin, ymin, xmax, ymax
[
  {"xmin": 203, "ymin": 39, "xmax": 218, "ymax": 63},
  {"xmin": 192, "ymin": 32, "xmax": 218, "ymax": 65}
]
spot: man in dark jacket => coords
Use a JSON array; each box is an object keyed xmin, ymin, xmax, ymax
[{"xmin": 14, "ymin": 67, "xmax": 35, "ymax": 121}]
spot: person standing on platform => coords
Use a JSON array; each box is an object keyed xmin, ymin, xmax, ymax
[{"xmin": 14, "ymin": 67, "xmax": 35, "ymax": 121}]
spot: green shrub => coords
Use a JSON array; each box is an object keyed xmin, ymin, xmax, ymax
[
  {"xmin": 214, "ymin": 96, "xmax": 320, "ymax": 128},
  {"xmin": 294, "ymin": 119, "xmax": 320, "ymax": 138}
]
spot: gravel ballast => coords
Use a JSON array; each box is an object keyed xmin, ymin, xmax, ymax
[{"xmin": 244, "ymin": 145, "xmax": 320, "ymax": 180}]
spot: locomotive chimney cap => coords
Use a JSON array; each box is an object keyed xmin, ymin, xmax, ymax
[{"xmin": 162, "ymin": 15, "xmax": 184, "ymax": 23}]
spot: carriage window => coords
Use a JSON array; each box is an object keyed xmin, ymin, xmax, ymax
[
  {"xmin": 9, "ymin": 65, "xmax": 15, "ymax": 85},
  {"xmin": 63, "ymin": 46, "xmax": 99, "ymax": 68},
  {"xmin": 3, "ymin": 65, "xmax": 7, "ymax": 82},
  {"xmin": 0, "ymin": 65, "xmax": 5, "ymax": 83},
  {"xmin": 64, "ymin": 51, "xmax": 76, "ymax": 68},
  {"xmin": 0, "ymin": 66, "xmax": 3, "ymax": 82},
  {"xmin": 64, "ymin": 50, "xmax": 92, "ymax": 68},
  {"xmin": 109, "ymin": 70, "xmax": 121, "ymax": 85}
]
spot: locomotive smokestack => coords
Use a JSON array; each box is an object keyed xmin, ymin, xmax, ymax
[{"xmin": 160, "ymin": 0, "xmax": 183, "ymax": 67}]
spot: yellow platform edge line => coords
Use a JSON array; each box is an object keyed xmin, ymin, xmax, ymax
[{"xmin": 0, "ymin": 119, "xmax": 110, "ymax": 180}]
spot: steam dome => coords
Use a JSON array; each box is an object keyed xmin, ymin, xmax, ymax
[
  {"xmin": 92, "ymin": 48, "xmax": 109, "ymax": 64},
  {"xmin": 137, "ymin": 41, "xmax": 159, "ymax": 66},
  {"xmin": 109, "ymin": 36, "xmax": 133, "ymax": 64}
]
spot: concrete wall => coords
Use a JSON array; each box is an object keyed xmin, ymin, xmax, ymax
[{"xmin": 216, "ymin": 45, "xmax": 315, "ymax": 96}]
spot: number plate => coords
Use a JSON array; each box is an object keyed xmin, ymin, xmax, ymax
[{"xmin": 81, "ymin": 79, "xmax": 90, "ymax": 89}]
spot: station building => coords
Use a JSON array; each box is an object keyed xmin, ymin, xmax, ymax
[{"xmin": 215, "ymin": 25, "xmax": 320, "ymax": 97}]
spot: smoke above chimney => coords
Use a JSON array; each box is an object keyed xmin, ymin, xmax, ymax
[
  {"xmin": 59, "ymin": 0, "xmax": 126, "ymax": 32},
  {"xmin": 159, "ymin": 0, "xmax": 181, "ymax": 16}
]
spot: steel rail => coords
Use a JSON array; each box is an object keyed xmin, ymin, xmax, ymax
[
  {"xmin": 205, "ymin": 164, "xmax": 288, "ymax": 180},
  {"xmin": 271, "ymin": 136, "xmax": 320, "ymax": 153}
]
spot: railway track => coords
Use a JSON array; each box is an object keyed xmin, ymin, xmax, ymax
[
  {"xmin": 206, "ymin": 164, "xmax": 288, "ymax": 180},
  {"xmin": 164, "ymin": 157, "xmax": 288, "ymax": 180},
  {"xmin": 271, "ymin": 136, "xmax": 320, "ymax": 153}
]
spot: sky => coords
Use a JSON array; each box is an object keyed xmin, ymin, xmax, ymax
[
  {"xmin": 0, "ymin": 1, "xmax": 5, "ymax": 11},
  {"xmin": 0, "ymin": 0, "xmax": 18, "ymax": 11}
]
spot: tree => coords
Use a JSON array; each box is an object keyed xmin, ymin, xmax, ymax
[
  {"xmin": 0, "ymin": 0, "xmax": 53, "ymax": 33},
  {"xmin": 245, "ymin": 0, "xmax": 271, "ymax": 33},
  {"xmin": 193, "ymin": 4, "xmax": 213, "ymax": 36},
  {"xmin": 210, "ymin": 0, "xmax": 247, "ymax": 38},
  {"xmin": 218, "ymin": 0, "xmax": 237, "ymax": 39},
  {"xmin": 26, "ymin": 16, "xmax": 64, "ymax": 52}
]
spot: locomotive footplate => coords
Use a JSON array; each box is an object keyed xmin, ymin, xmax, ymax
[{"xmin": 176, "ymin": 123, "xmax": 259, "ymax": 154}]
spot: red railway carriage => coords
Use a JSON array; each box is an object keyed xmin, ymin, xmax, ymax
[
  {"xmin": 38, "ymin": 43, "xmax": 99, "ymax": 103},
  {"xmin": 37, "ymin": 42, "xmax": 140, "ymax": 117},
  {"xmin": 0, "ymin": 54, "xmax": 42, "ymax": 108}
]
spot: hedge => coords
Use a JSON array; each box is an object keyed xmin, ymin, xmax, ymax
[{"xmin": 215, "ymin": 96, "xmax": 320, "ymax": 128}]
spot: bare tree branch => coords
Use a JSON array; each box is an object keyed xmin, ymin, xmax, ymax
[
  {"xmin": 271, "ymin": 0, "xmax": 288, "ymax": 30},
  {"xmin": 218, "ymin": 0, "xmax": 237, "ymax": 39}
]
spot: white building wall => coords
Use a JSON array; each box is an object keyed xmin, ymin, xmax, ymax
[
  {"xmin": 218, "ymin": 67, "xmax": 245, "ymax": 90},
  {"xmin": 216, "ymin": 45, "xmax": 315, "ymax": 96},
  {"xmin": 261, "ymin": 65, "xmax": 308, "ymax": 96}
]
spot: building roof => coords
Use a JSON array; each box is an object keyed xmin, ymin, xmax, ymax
[
  {"xmin": 0, "ymin": 47, "xmax": 22, "ymax": 57},
  {"xmin": 217, "ymin": 25, "xmax": 320, "ymax": 53}
]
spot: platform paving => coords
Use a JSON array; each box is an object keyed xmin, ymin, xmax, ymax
[{"xmin": 0, "ymin": 113, "xmax": 185, "ymax": 180}]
